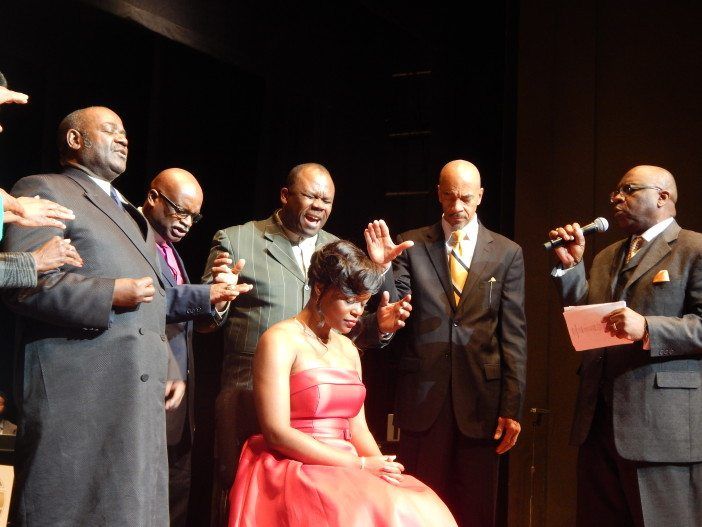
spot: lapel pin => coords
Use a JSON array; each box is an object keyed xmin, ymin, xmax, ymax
[{"xmin": 488, "ymin": 277, "xmax": 496, "ymax": 304}]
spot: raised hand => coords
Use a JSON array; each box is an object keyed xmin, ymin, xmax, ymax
[
  {"xmin": 210, "ymin": 254, "xmax": 251, "ymax": 309},
  {"xmin": 32, "ymin": 236, "xmax": 83, "ymax": 272},
  {"xmin": 364, "ymin": 220, "xmax": 414, "ymax": 268},
  {"xmin": 376, "ymin": 291, "xmax": 412, "ymax": 334}
]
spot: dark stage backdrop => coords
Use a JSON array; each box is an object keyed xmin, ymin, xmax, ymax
[{"xmin": 0, "ymin": 1, "xmax": 516, "ymax": 524}]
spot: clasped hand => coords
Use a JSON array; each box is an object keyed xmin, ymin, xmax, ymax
[{"xmin": 364, "ymin": 454, "xmax": 405, "ymax": 485}]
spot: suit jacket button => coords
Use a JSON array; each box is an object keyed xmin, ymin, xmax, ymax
[
  {"xmin": 140, "ymin": 374, "xmax": 149, "ymax": 382},
  {"xmin": 453, "ymin": 321, "xmax": 459, "ymax": 327},
  {"xmin": 138, "ymin": 327, "xmax": 145, "ymax": 335},
  {"xmin": 161, "ymin": 335, "xmax": 167, "ymax": 342}
]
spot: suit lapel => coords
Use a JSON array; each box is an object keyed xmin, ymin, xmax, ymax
[
  {"xmin": 262, "ymin": 219, "xmax": 306, "ymax": 283},
  {"xmin": 457, "ymin": 225, "xmax": 493, "ymax": 312},
  {"xmin": 423, "ymin": 223, "xmax": 455, "ymax": 309},
  {"xmin": 170, "ymin": 242, "xmax": 190, "ymax": 284},
  {"xmin": 63, "ymin": 168, "xmax": 163, "ymax": 283},
  {"xmin": 621, "ymin": 221, "xmax": 679, "ymax": 294},
  {"xmin": 608, "ymin": 240, "xmax": 628, "ymax": 300}
]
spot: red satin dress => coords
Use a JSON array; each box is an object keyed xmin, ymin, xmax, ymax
[{"xmin": 228, "ymin": 368, "xmax": 457, "ymax": 526}]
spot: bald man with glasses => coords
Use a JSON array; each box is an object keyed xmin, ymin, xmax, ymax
[
  {"xmin": 549, "ymin": 165, "xmax": 702, "ymax": 527},
  {"xmin": 141, "ymin": 167, "xmax": 250, "ymax": 526}
]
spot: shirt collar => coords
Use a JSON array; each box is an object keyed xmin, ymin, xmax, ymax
[
  {"xmin": 67, "ymin": 162, "xmax": 119, "ymax": 199},
  {"xmin": 441, "ymin": 214, "xmax": 479, "ymax": 243},
  {"xmin": 639, "ymin": 216, "xmax": 674, "ymax": 242}
]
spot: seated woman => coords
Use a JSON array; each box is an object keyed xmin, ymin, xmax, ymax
[{"xmin": 228, "ymin": 240, "xmax": 457, "ymax": 527}]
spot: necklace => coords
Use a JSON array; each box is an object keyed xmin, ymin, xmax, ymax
[{"xmin": 294, "ymin": 316, "xmax": 330, "ymax": 355}]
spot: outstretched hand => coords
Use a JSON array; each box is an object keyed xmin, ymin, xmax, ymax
[
  {"xmin": 364, "ymin": 220, "xmax": 414, "ymax": 268},
  {"xmin": 0, "ymin": 86, "xmax": 29, "ymax": 133},
  {"xmin": 376, "ymin": 291, "xmax": 412, "ymax": 334},
  {"xmin": 210, "ymin": 254, "xmax": 252, "ymax": 309},
  {"xmin": 32, "ymin": 236, "xmax": 83, "ymax": 272},
  {"xmin": 4, "ymin": 195, "xmax": 76, "ymax": 229}
]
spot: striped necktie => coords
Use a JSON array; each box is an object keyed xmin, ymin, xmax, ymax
[
  {"xmin": 625, "ymin": 235, "xmax": 644, "ymax": 263},
  {"xmin": 449, "ymin": 230, "xmax": 469, "ymax": 304}
]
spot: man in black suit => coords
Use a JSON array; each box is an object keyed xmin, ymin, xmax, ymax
[
  {"xmin": 550, "ymin": 165, "xmax": 702, "ymax": 526},
  {"xmin": 141, "ymin": 167, "xmax": 250, "ymax": 526},
  {"xmin": 3, "ymin": 106, "xmax": 170, "ymax": 525},
  {"xmin": 392, "ymin": 159, "xmax": 527, "ymax": 526}
]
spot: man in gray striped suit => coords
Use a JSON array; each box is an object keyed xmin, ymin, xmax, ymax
[{"xmin": 203, "ymin": 162, "xmax": 411, "ymax": 522}]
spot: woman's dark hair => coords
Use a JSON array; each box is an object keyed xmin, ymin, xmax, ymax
[{"xmin": 308, "ymin": 240, "xmax": 385, "ymax": 297}]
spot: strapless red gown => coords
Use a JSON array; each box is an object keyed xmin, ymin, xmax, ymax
[{"xmin": 228, "ymin": 368, "xmax": 457, "ymax": 526}]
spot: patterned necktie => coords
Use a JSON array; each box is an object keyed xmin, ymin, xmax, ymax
[
  {"xmin": 625, "ymin": 235, "xmax": 644, "ymax": 263},
  {"xmin": 449, "ymin": 230, "xmax": 469, "ymax": 304}
]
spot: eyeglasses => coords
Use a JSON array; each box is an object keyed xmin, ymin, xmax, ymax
[
  {"xmin": 153, "ymin": 190, "xmax": 203, "ymax": 223},
  {"xmin": 609, "ymin": 184, "xmax": 664, "ymax": 203}
]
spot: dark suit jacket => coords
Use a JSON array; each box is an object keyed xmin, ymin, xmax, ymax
[
  {"xmin": 1, "ymin": 167, "xmax": 169, "ymax": 526},
  {"xmin": 554, "ymin": 220, "xmax": 702, "ymax": 463},
  {"xmin": 392, "ymin": 221, "xmax": 527, "ymax": 438},
  {"xmin": 158, "ymin": 242, "xmax": 213, "ymax": 446}
]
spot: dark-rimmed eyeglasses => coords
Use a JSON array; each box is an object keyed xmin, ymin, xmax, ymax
[
  {"xmin": 609, "ymin": 184, "xmax": 664, "ymax": 203},
  {"xmin": 153, "ymin": 189, "xmax": 203, "ymax": 223}
]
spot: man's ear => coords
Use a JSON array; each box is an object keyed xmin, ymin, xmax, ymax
[
  {"xmin": 146, "ymin": 188, "xmax": 159, "ymax": 206},
  {"xmin": 280, "ymin": 187, "xmax": 290, "ymax": 206},
  {"xmin": 658, "ymin": 190, "xmax": 670, "ymax": 207},
  {"xmin": 66, "ymin": 129, "xmax": 82, "ymax": 151}
]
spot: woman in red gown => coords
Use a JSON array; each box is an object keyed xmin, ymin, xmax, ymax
[{"xmin": 228, "ymin": 240, "xmax": 457, "ymax": 527}]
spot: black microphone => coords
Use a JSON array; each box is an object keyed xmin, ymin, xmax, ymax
[{"xmin": 543, "ymin": 217, "xmax": 609, "ymax": 250}]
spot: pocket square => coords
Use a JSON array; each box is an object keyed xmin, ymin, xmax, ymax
[{"xmin": 653, "ymin": 270, "xmax": 670, "ymax": 283}]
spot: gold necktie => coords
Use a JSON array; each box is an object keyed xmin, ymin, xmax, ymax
[
  {"xmin": 625, "ymin": 236, "xmax": 644, "ymax": 263},
  {"xmin": 449, "ymin": 230, "xmax": 469, "ymax": 304}
]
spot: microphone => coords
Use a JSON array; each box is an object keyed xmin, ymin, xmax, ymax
[{"xmin": 543, "ymin": 217, "xmax": 609, "ymax": 250}]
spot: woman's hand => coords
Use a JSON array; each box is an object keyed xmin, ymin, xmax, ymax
[{"xmin": 362, "ymin": 455, "xmax": 405, "ymax": 485}]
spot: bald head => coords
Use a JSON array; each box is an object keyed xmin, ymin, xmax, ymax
[
  {"xmin": 611, "ymin": 165, "xmax": 677, "ymax": 234},
  {"xmin": 143, "ymin": 168, "xmax": 203, "ymax": 243},
  {"xmin": 625, "ymin": 165, "xmax": 677, "ymax": 204},
  {"xmin": 437, "ymin": 160, "xmax": 483, "ymax": 228},
  {"xmin": 150, "ymin": 168, "xmax": 203, "ymax": 203}
]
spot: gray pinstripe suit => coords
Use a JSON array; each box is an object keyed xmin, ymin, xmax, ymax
[{"xmin": 202, "ymin": 213, "xmax": 386, "ymax": 492}]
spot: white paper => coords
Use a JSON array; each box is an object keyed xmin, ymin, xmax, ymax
[
  {"xmin": 0, "ymin": 464, "xmax": 14, "ymax": 527},
  {"xmin": 562, "ymin": 301, "xmax": 629, "ymax": 351}
]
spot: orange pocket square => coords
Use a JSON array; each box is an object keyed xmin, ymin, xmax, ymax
[{"xmin": 653, "ymin": 270, "xmax": 670, "ymax": 283}]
